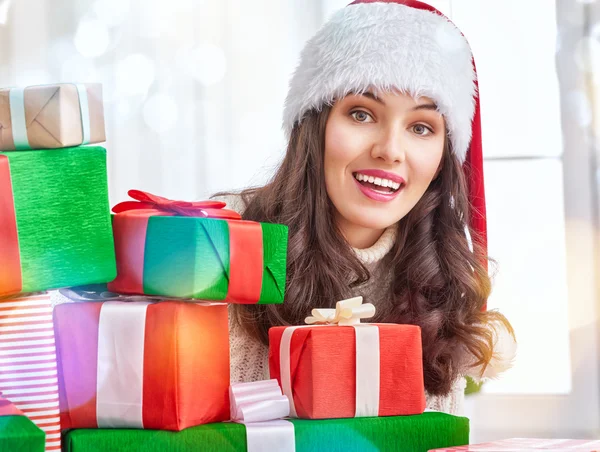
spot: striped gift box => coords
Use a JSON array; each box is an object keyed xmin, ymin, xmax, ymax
[
  {"xmin": 0, "ymin": 293, "xmax": 61, "ymax": 451},
  {"xmin": 429, "ymin": 438, "xmax": 600, "ymax": 451}
]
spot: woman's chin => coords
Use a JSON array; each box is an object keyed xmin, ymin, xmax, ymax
[{"xmin": 345, "ymin": 214, "xmax": 400, "ymax": 233}]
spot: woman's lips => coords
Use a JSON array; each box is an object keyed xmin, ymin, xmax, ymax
[{"xmin": 353, "ymin": 177, "xmax": 403, "ymax": 202}]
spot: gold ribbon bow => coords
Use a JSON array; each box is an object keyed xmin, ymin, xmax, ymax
[{"xmin": 304, "ymin": 296, "xmax": 376, "ymax": 326}]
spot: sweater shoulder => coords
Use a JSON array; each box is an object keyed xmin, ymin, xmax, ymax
[{"xmin": 212, "ymin": 192, "xmax": 248, "ymax": 216}]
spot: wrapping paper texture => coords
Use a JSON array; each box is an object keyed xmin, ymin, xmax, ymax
[
  {"xmin": 54, "ymin": 301, "xmax": 230, "ymax": 431},
  {"xmin": 108, "ymin": 213, "xmax": 287, "ymax": 303},
  {"xmin": 0, "ymin": 294, "xmax": 61, "ymax": 451},
  {"xmin": 0, "ymin": 83, "xmax": 105, "ymax": 151},
  {"xmin": 63, "ymin": 412, "xmax": 469, "ymax": 452},
  {"xmin": 269, "ymin": 324, "xmax": 426, "ymax": 419},
  {"xmin": 0, "ymin": 415, "xmax": 46, "ymax": 451},
  {"xmin": 0, "ymin": 146, "xmax": 116, "ymax": 297}
]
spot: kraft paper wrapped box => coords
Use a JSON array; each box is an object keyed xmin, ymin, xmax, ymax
[
  {"xmin": 0, "ymin": 83, "xmax": 106, "ymax": 151},
  {"xmin": 53, "ymin": 300, "xmax": 230, "ymax": 431},
  {"xmin": 0, "ymin": 396, "xmax": 46, "ymax": 452},
  {"xmin": 0, "ymin": 293, "xmax": 61, "ymax": 451},
  {"xmin": 107, "ymin": 190, "xmax": 288, "ymax": 304},
  {"xmin": 268, "ymin": 298, "xmax": 427, "ymax": 420},
  {"xmin": 61, "ymin": 412, "xmax": 470, "ymax": 452},
  {"xmin": 0, "ymin": 146, "xmax": 116, "ymax": 297}
]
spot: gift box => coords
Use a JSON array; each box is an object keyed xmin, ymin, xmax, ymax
[
  {"xmin": 107, "ymin": 190, "xmax": 288, "ymax": 304},
  {"xmin": 0, "ymin": 83, "xmax": 105, "ymax": 151},
  {"xmin": 62, "ymin": 412, "xmax": 469, "ymax": 452},
  {"xmin": 53, "ymin": 300, "xmax": 230, "ymax": 431},
  {"xmin": 0, "ymin": 146, "xmax": 116, "ymax": 297},
  {"xmin": 429, "ymin": 438, "xmax": 600, "ymax": 451},
  {"xmin": 0, "ymin": 293, "xmax": 61, "ymax": 451},
  {"xmin": 0, "ymin": 396, "xmax": 46, "ymax": 451},
  {"xmin": 269, "ymin": 297, "xmax": 426, "ymax": 419}
]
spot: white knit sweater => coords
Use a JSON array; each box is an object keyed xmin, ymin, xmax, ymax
[{"xmin": 221, "ymin": 194, "xmax": 472, "ymax": 416}]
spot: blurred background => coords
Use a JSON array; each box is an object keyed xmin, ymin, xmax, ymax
[{"xmin": 0, "ymin": 0, "xmax": 598, "ymax": 443}]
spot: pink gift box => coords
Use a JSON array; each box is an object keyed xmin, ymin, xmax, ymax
[{"xmin": 429, "ymin": 438, "xmax": 600, "ymax": 451}]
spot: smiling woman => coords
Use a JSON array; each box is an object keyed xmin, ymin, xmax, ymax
[
  {"xmin": 214, "ymin": 0, "xmax": 516, "ymax": 416},
  {"xmin": 324, "ymin": 91, "xmax": 446, "ymax": 248}
]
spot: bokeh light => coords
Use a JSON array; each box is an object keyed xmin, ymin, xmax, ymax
[
  {"xmin": 61, "ymin": 55, "xmax": 98, "ymax": 83},
  {"xmin": 74, "ymin": 18, "xmax": 110, "ymax": 58},
  {"xmin": 115, "ymin": 54, "xmax": 155, "ymax": 97},
  {"xmin": 93, "ymin": 0, "xmax": 130, "ymax": 28},
  {"xmin": 0, "ymin": 0, "xmax": 11, "ymax": 25},
  {"xmin": 143, "ymin": 93, "xmax": 179, "ymax": 133},
  {"xmin": 177, "ymin": 44, "xmax": 227, "ymax": 87}
]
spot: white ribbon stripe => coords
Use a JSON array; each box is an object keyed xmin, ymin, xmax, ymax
[
  {"xmin": 75, "ymin": 83, "xmax": 91, "ymax": 145},
  {"xmin": 230, "ymin": 379, "xmax": 295, "ymax": 452},
  {"xmin": 96, "ymin": 301, "xmax": 151, "ymax": 428},
  {"xmin": 9, "ymin": 88, "xmax": 29, "ymax": 150}
]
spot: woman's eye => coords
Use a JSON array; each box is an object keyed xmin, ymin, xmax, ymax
[
  {"xmin": 350, "ymin": 110, "xmax": 373, "ymax": 123},
  {"xmin": 412, "ymin": 124, "xmax": 433, "ymax": 136}
]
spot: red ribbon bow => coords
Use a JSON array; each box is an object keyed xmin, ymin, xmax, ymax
[{"xmin": 112, "ymin": 190, "xmax": 242, "ymax": 220}]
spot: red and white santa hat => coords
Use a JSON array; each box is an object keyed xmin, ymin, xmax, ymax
[{"xmin": 283, "ymin": 0, "xmax": 488, "ymax": 271}]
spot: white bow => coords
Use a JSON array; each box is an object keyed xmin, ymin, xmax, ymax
[{"xmin": 304, "ymin": 296, "xmax": 376, "ymax": 326}]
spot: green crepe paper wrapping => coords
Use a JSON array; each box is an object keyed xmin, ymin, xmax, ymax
[
  {"xmin": 63, "ymin": 412, "xmax": 469, "ymax": 452},
  {"xmin": 0, "ymin": 415, "xmax": 46, "ymax": 451},
  {"xmin": 0, "ymin": 146, "xmax": 116, "ymax": 295}
]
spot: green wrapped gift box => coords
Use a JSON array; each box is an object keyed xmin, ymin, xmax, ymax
[
  {"xmin": 63, "ymin": 412, "xmax": 468, "ymax": 452},
  {"xmin": 0, "ymin": 146, "xmax": 116, "ymax": 297},
  {"xmin": 107, "ymin": 190, "xmax": 288, "ymax": 303},
  {"xmin": 0, "ymin": 398, "xmax": 46, "ymax": 451}
]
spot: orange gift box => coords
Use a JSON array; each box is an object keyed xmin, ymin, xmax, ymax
[
  {"xmin": 269, "ymin": 323, "xmax": 426, "ymax": 420},
  {"xmin": 53, "ymin": 300, "xmax": 230, "ymax": 431}
]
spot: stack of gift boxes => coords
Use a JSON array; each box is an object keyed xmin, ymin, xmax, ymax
[{"xmin": 0, "ymin": 83, "xmax": 470, "ymax": 452}]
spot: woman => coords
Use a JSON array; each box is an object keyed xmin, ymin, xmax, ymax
[{"xmin": 218, "ymin": 0, "xmax": 516, "ymax": 415}]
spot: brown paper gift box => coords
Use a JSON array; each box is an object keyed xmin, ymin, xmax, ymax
[{"xmin": 0, "ymin": 83, "xmax": 106, "ymax": 151}]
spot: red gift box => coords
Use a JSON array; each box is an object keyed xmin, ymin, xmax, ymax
[
  {"xmin": 429, "ymin": 438, "xmax": 600, "ymax": 451},
  {"xmin": 269, "ymin": 297, "xmax": 426, "ymax": 419},
  {"xmin": 54, "ymin": 300, "xmax": 230, "ymax": 431}
]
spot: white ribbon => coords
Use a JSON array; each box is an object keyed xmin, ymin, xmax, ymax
[
  {"xmin": 280, "ymin": 297, "xmax": 381, "ymax": 418},
  {"xmin": 96, "ymin": 301, "xmax": 151, "ymax": 428},
  {"xmin": 75, "ymin": 83, "xmax": 91, "ymax": 145},
  {"xmin": 305, "ymin": 296, "xmax": 375, "ymax": 326},
  {"xmin": 353, "ymin": 324, "xmax": 380, "ymax": 417},
  {"xmin": 8, "ymin": 84, "xmax": 92, "ymax": 150},
  {"xmin": 9, "ymin": 88, "xmax": 29, "ymax": 150},
  {"xmin": 230, "ymin": 380, "xmax": 295, "ymax": 452}
]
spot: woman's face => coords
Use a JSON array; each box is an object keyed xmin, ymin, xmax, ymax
[{"xmin": 324, "ymin": 90, "xmax": 446, "ymax": 248}]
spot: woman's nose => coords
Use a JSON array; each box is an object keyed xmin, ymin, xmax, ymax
[{"xmin": 370, "ymin": 125, "xmax": 406, "ymax": 164}]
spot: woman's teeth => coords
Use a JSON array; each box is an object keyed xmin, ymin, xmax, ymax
[{"xmin": 353, "ymin": 172, "xmax": 402, "ymax": 191}]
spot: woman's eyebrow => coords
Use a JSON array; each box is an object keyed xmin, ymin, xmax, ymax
[
  {"xmin": 411, "ymin": 103, "xmax": 438, "ymax": 112},
  {"xmin": 361, "ymin": 92, "xmax": 385, "ymax": 105},
  {"xmin": 353, "ymin": 93, "xmax": 438, "ymax": 112}
]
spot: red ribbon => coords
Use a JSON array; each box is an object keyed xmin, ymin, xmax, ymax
[
  {"xmin": 110, "ymin": 190, "xmax": 264, "ymax": 303},
  {"xmin": 112, "ymin": 190, "xmax": 242, "ymax": 220},
  {"xmin": 0, "ymin": 155, "xmax": 22, "ymax": 297}
]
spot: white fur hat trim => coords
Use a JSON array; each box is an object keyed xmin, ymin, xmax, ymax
[{"xmin": 283, "ymin": 2, "xmax": 477, "ymax": 164}]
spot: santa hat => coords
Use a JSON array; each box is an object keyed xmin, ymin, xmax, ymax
[{"xmin": 282, "ymin": 0, "xmax": 488, "ymax": 273}]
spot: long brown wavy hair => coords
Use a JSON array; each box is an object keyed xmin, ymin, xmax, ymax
[{"xmin": 225, "ymin": 105, "xmax": 513, "ymax": 396}]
